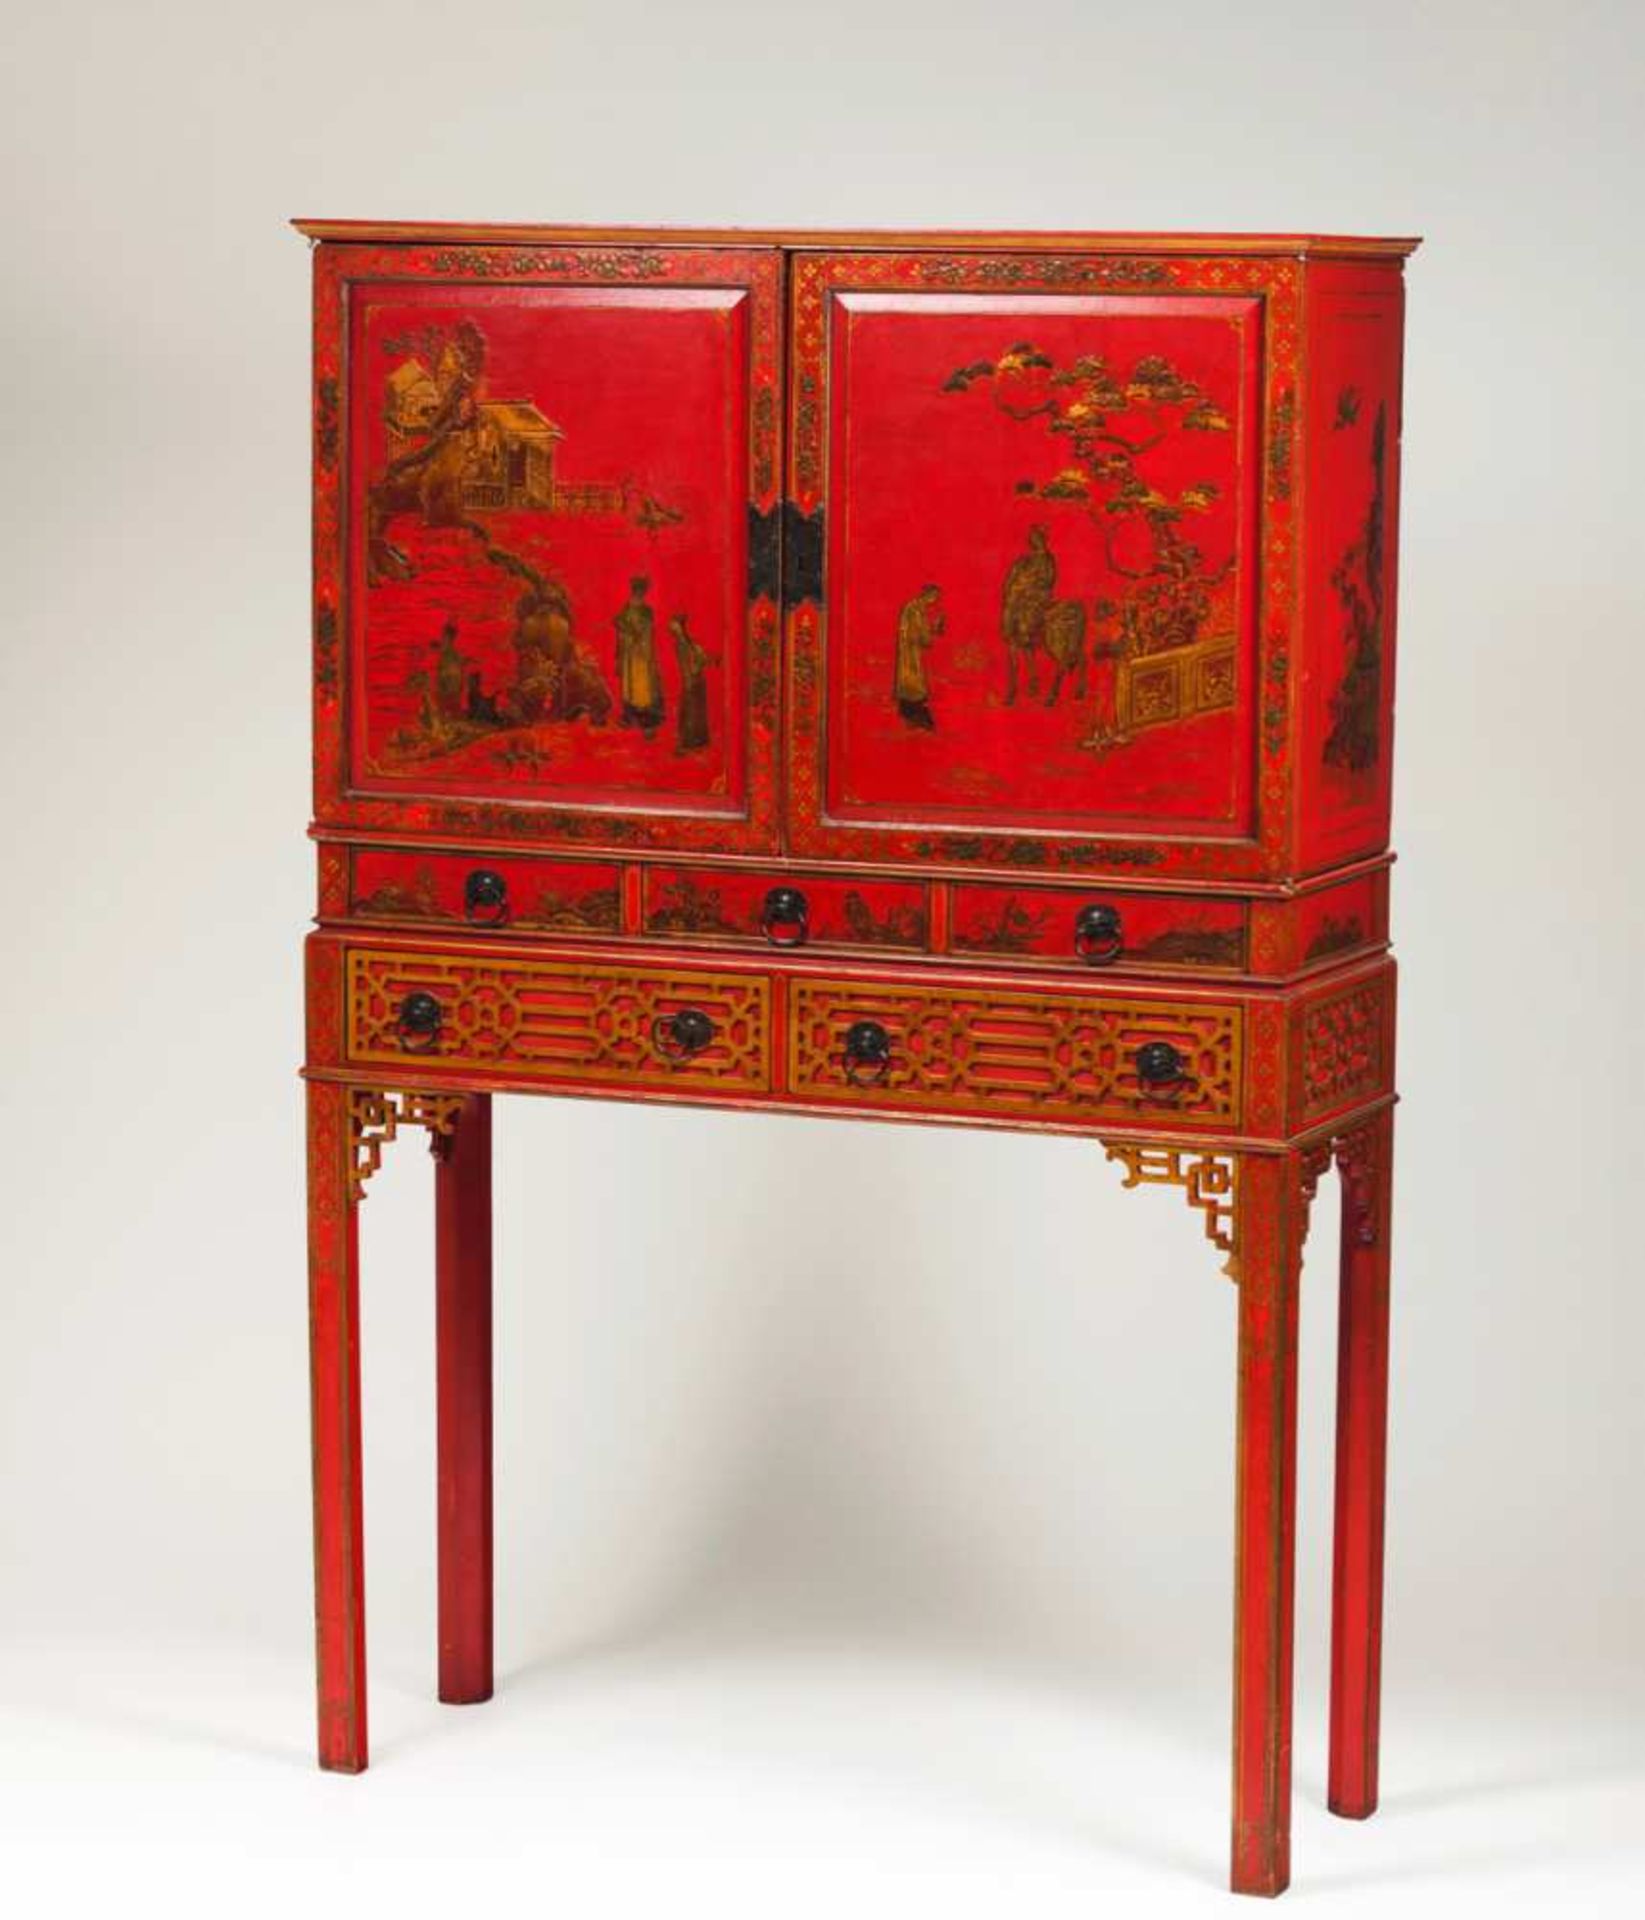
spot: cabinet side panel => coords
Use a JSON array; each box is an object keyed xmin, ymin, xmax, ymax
[{"xmin": 1295, "ymin": 263, "xmax": 1406, "ymax": 875}]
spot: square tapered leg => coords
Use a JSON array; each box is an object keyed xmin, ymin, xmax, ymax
[
  {"xmin": 1230, "ymin": 1149, "xmax": 1305, "ymax": 1896},
  {"xmin": 436, "ymin": 1092, "xmax": 494, "ymax": 1705},
  {"xmin": 1328, "ymin": 1107, "xmax": 1394, "ymax": 1818},
  {"xmin": 307, "ymin": 1079, "xmax": 368, "ymax": 1772}
]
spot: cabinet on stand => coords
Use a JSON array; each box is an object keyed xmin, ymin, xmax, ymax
[{"xmin": 299, "ymin": 220, "xmax": 1415, "ymax": 1897}]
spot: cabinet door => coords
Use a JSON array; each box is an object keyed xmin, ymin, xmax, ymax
[
  {"xmin": 312, "ymin": 242, "xmax": 781, "ymax": 854},
  {"xmin": 786, "ymin": 249, "xmax": 1300, "ymax": 882}
]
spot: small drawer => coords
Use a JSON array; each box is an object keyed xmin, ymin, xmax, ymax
[
  {"xmin": 789, "ymin": 975, "xmax": 1242, "ymax": 1129},
  {"xmin": 345, "ymin": 945, "xmax": 771, "ymax": 1096},
  {"xmin": 950, "ymin": 884, "xmax": 1247, "ymax": 974},
  {"xmin": 644, "ymin": 867, "xmax": 927, "ymax": 953},
  {"xmin": 348, "ymin": 848, "xmax": 623, "ymax": 937}
]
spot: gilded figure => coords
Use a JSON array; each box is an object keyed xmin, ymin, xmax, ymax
[
  {"xmin": 894, "ymin": 584, "xmax": 944, "ymax": 730},
  {"xmin": 615, "ymin": 576, "xmax": 665, "ymax": 736}
]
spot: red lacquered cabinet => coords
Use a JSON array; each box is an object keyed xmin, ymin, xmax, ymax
[{"xmin": 300, "ymin": 220, "xmax": 1415, "ymax": 1896}]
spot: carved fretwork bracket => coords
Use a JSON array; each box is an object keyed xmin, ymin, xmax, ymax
[
  {"xmin": 1334, "ymin": 1117, "xmax": 1384, "ymax": 1248},
  {"xmin": 348, "ymin": 1089, "xmax": 465, "ymax": 1201},
  {"xmin": 1102, "ymin": 1142, "xmax": 1242, "ymax": 1283},
  {"xmin": 1298, "ymin": 1116, "xmax": 1385, "ymax": 1250}
]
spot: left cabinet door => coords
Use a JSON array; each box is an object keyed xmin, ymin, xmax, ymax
[{"xmin": 311, "ymin": 241, "xmax": 782, "ymax": 855}]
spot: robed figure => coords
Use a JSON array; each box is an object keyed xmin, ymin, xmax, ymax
[
  {"xmin": 615, "ymin": 576, "xmax": 664, "ymax": 735},
  {"xmin": 670, "ymin": 613, "xmax": 716, "ymax": 754},
  {"xmin": 894, "ymin": 584, "xmax": 944, "ymax": 730}
]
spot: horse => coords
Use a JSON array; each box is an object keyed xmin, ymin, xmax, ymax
[{"xmin": 1043, "ymin": 597, "xmax": 1089, "ymax": 707}]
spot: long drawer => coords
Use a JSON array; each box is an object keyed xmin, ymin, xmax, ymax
[
  {"xmin": 788, "ymin": 974, "xmax": 1242, "ymax": 1129},
  {"xmin": 344, "ymin": 946, "xmax": 772, "ymax": 1097}
]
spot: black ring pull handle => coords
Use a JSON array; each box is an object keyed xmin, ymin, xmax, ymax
[
  {"xmin": 396, "ymin": 990, "xmax": 444, "ymax": 1054},
  {"xmin": 761, "ymin": 886, "xmax": 810, "ymax": 949},
  {"xmin": 1134, "ymin": 1040, "xmax": 1195, "ymax": 1103},
  {"xmin": 464, "ymin": 869, "xmax": 510, "ymax": 927},
  {"xmin": 1073, "ymin": 902, "xmax": 1124, "ymax": 966},
  {"xmin": 653, "ymin": 1007, "xmax": 716, "ymax": 1061},
  {"xmin": 842, "ymin": 1018, "xmax": 894, "ymax": 1088}
]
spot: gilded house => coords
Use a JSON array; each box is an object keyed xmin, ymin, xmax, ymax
[
  {"xmin": 383, "ymin": 358, "xmax": 442, "ymax": 442},
  {"xmin": 384, "ymin": 355, "xmax": 626, "ymax": 517},
  {"xmin": 461, "ymin": 400, "xmax": 563, "ymax": 511}
]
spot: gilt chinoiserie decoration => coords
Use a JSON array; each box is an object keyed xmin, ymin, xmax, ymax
[{"xmin": 300, "ymin": 220, "xmax": 1415, "ymax": 1899}]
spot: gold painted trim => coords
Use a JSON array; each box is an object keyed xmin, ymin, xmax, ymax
[{"xmin": 295, "ymin": 220, "xmax": 1421, "ymax": 260}]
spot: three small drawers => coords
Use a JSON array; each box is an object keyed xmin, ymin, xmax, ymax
[{"xmin": 336, "ymin": 845, "xmax": 1390, "ymax": 982}]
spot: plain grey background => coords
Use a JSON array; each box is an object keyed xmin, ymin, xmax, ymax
[{"xmin": 2, "ymin": 3, "xmax": 1641, "ymax": 1911}]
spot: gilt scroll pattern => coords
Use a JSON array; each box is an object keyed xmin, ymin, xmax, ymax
[
  {"xmin": 1102, "ymin": 1142, "xmax": 1242, "ymax": 1282},
  {"xmin": 348, "ymin": 1089, "xmax": 466, "ymax": 1201}
]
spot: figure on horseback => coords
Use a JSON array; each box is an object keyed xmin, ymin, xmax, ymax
[{"xmin": 999, "ymin": 524, "xmax": 1056, "ymax": 705}]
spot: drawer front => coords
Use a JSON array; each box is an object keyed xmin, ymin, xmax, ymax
[
  {"xmin": 349, "ymin": 848, "xmax": 623, "ymax": 936},
  {"xmin": 645, "ymin": 866, "xmax": 926, "ymax": 953},
  {"xmin": 345, "ymin": 946, "xmax": 770, "ymax": 1095},
  {"xmin": 789, "ymin": 976, "xmax": 1241, "ymax": 1128},
  {"xmin": 951, "ymin": 884, "xmax": 1246, "ymax": 974}
]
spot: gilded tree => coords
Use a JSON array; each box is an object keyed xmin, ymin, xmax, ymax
[{"xmin": 943, "ymin": 343, "xmax": 1235, "ymax": 659}]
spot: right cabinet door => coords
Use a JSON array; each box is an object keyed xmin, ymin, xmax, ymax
[{"xmin": 786, "ymin": 248, "xmax": 1300, "ymax": 884}]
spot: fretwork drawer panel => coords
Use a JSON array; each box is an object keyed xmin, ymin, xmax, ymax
[
  {"xmin": 344, "ymin": 946, "xmax": 772, "ymax": 1097},
  {"xmin": 787, "ymin": 974, "xmax": 1243, "ymax": 1130}
]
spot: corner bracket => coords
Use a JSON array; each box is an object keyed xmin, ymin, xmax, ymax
[
  {"xmin": 349, "ymin": 1089, "xmax": 465, "ymax": 1201},
  {"xmin": 1102, "ymin": 1141, "xmax": 1242, "ymax": 1283}
]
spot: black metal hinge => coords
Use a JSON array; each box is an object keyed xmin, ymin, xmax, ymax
[
  {"xmin": 783, "ymin": 501, "xmax": 824, "ymax": 605},
  {"xmin": 748, "ymin": 501, "xmax": 825, "ymax": 607},
  {"xmin": 748, "ymin": 502, "xmax": 780, "ymax": 603}
]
